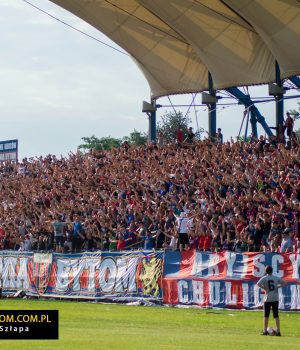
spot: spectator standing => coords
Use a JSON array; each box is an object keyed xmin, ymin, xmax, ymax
[
  {"xmin": 176, "ymin": 128, "xmax": 184, "ymax": 146},
  {"xmin": 280, "ymin": 230, "xmax": 293, "ymax": 252},
  {"xmin": 216, "ymin": 128, "xmax": 223, "ymax": 144},
  {"xmin": 176, "ymin": 211, "xmax": 189, "ymax": 252},
  {"xmin": 52, "ymin": 215, "xmax": 67, "ymax": 251},
  {"xmin": 72, "ymin": 215, "xmax": 83, "ymax": 252},
  {"xmin": 186, "ymin": 127, "xmax": 195, "ymax": 144},
  {"xmin": 285, "ymin": 112, "xmax": 294, "ymax": 139}
]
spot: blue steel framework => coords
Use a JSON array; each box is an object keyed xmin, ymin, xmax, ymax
[
  {"xmin": 226, "ymin": 87, "xmax": 273, "ymax": 138},
  {"xmin": 147, "ymin": 73, "xmax": 300, "ymax": 142},
  {"xmin": 289, "ymin": 76, "xmax": 300, "ymax": 90}
]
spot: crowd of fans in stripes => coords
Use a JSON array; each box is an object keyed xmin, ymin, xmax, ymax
[{"xmin": 0, "ymin": 123, "xmax": 300, "ymax": 254}]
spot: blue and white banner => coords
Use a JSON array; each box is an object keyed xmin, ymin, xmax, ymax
[
  {"xmin": 0, "ymin": 251, "xmax": 163, "ymax": 301},
  {"xmin": 1, "ymin": 250, "xmax": 299, "ymax": 309}
]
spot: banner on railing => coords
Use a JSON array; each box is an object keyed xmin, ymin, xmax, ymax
[
  {"xmin": 0, "ymin": 251, "xmax": 163, "ymax": 301},
  {"xmin": 1, "ymin": 250, "xmax": 299, "ymax": 309},
  {"xmin": 163, "ymin": 251, "xmax": 300, "ymax": 310}
]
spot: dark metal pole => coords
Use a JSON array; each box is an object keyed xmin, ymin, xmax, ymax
[
  {"xmin": 244, "ymin": 108, "xmax": 250, "ymax": 141},
  {"xmin": 238, "ymin": 110, "xmax": 246, "ymax": 139},
  {"xmin": 208, "ymin": 72, "xmax": 216, "ymax": 142},
  {"xmin": 250, "ymin": 109, "xmax": 258, "ymax": 138},
  {"xmin": 148, "ymin": 99, "xmax": 157, "ymax": 143},
  {"xmin": 275, "ymin": 61, "xmax": 284, "ymax": 133},
  {"xmin": 149, "ymin": 109, "xmax": 156, "ymax": 143}
]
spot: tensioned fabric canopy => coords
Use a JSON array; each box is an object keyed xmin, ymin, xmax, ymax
[{"xmin": 50, "ymin": 0, "xmax": 300, "ymax": 98}]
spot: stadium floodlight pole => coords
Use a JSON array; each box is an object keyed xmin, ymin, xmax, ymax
[{"xmin": 226, "ymin": 87, "xmax": 273, "ymax": 137}]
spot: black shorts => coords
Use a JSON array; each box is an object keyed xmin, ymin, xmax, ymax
[
  {"xmin": 179, "ymin": 232, "xmax": 189, "ymax": 246},
  {"xmin": 55, "ymin": 236, "xmax": 64, "ymax": 246},
  {"xmin": 264, "ymin": 301, "xmax": 279, "ymax": 318}
]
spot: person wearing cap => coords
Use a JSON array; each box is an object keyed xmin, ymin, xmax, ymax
[{"xmin": 257, "ymin": 265, "xmax": 287, "ymax": 336}]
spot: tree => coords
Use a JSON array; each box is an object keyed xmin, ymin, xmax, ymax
[
  {"xmin": 78, "ymin": 129, "xmax": 147, "ymax": 152},
  {"xmin": 157, "ymin": 111, "xmax": 204, "ymax": 141},
  {"xmin": 288, "ymin": 100, "xmax": 300, "ymax": 121},
  {"xmin": 157, "ymin": 111, "xmax": 190, "ymax": 142},
  {"xmin": 237, "ymin": 136, "xmax": 251, "ymax": 143},
  {"xmin": 78, "ymin": 110, "xmax": 204, "ymax": 151},
  {"xmin": 288, "ymin": 100, "xmax": 300, "ymax": 140},
  {"xmin": 123, "ymin": 129, "xmax": 147, "ymax": 146},
  {"xmin": 78, "ymin": 135, "xmax": 121, "ymax": 151}
]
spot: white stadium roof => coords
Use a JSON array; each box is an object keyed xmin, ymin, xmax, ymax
[{"xmin": 50, "ymin": 0, "xmax": 300, "ymax": 98}]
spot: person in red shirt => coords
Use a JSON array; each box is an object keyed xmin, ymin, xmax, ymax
[
  {"xmin": 198, "ymin": 232, "xmax": 205, "ymax": 251},
  {"xmin": 176, "ymin": 128, "xmax": 184, "ymax": 146},
  {"xmin": 0, "ymin": 226, "xmax": 5, "ymax": 240},
  {"xmin": 117, "ymin": 232, "xmax": 126, "ymax": 251},
  {"xmin": 203, "ymin": 232, "xmax": 212, "ymax": 251}
]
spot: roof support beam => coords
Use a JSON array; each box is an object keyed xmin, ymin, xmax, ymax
[
  {"xmin": 226, "ymin": 87, "xmax": 273, "ymax": 137},
  {"xmin": 289, "ymin": 76, "xmax": 300, "ymax": 89}
]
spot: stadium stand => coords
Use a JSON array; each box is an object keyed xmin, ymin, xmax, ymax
[{"xmin": 0, "ymin": 133, "xmax": 300, "ymax": 254}]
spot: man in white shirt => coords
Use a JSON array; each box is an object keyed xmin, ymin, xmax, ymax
[{"xmin": 176, "ymin": 211, "xmax": 189, "ymax": 252}]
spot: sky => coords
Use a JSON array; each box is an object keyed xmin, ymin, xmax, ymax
[{"xmin": 0, "ymin": 0, "xmax": 299, "ymax": 160}]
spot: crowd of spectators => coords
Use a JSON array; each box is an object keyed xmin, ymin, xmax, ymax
[{"xmin": 0, "ymin": 123, "xmax": 300, "ymax": 254}]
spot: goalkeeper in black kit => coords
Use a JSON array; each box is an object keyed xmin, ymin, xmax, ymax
[{"xmin": 257, "ymin": 265, "xmax": 287, "ymax": 336}]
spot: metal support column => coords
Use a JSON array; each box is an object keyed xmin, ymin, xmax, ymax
[
  {"xmin": 250, "ymin": 109, "xmax": 258, "ymax": 138},
  {"xmin": 142, "ymin": 100, "xmax": 158, "ymax": 143},
  {"xmin": 142, "ymin": 99, "xmax": 161, "ymax": 143},
  {"xmin": 244, "ymin": 108, "xmax": 250, "ymax": 141},
  {"xmin": 149, "ymin": 103, "xmax": 157, "ymax": 143},
  {"xmin": 226, "ymin": 87, "xmax": 273, "ymax": 137},
  {"xmin": 208, "ymin": 72, "xmax": 216, "ymax": 142},
  {"xmin": 275, "ymin": 61, "xmax": 284, "ymax": 131}
]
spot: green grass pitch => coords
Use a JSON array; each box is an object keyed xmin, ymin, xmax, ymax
[{"xmin": 0, "ymin": 300, "xmax": 299, "ymax": 350}]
